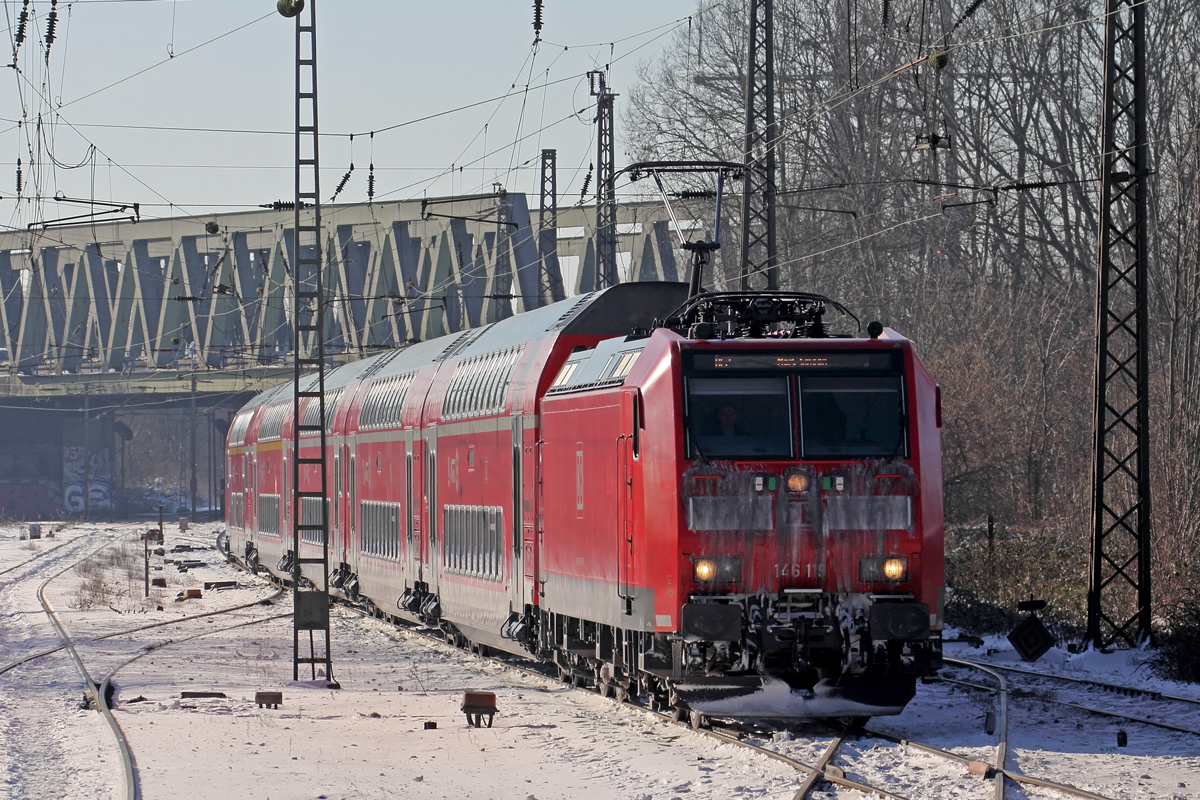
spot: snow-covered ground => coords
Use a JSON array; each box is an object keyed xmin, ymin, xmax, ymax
[{"xmin": 2, "ymin": 520, "xmax": 1197, "ymax": 799}]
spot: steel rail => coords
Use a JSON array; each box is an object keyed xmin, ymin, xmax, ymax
[
  {"xmin": 697, "ymin": 724, "xmax": 911, "ymax": 800},
  {"xmin": 1, "ymin": 580, "xmax": 285, "ymax": 678},
  {"xmin": 790, "ymin": 729, "xmax": 848, "ymax": 799},
  {"xmin": 940, "ymin": 672, "xmax": 1200, "ymax": 738},
  {"xmin": 0, "ymin": 530, "xmax": 84, "ymax": 577},
  {"xmin": 861, "ymin": 727, "xmax": 1119, "ymax": 800},
  {"xmin": 1040, "ymin": 697, "xmax": 1200, "ymax": 737},
  {"xmin": 954, "ymin": 658, "xmax": 1200, "ymax": 706},
  {"xmin": 34, "ymin": 536, "xmax": 140, "ymax": 800},
  {"xmin": 945, "ymin": 658, "xmax": 1007, "ymax": 800},
  {"xmin": 14, "ymin": 533, "xmax": 281, "ymax": 800},
  {"xmin": 101, "ymin": 610, "xmax": 293, "ymax": 688},
  {"xmin": 326, "ymin": 592, "xmax": 909, "ymax": 800},
  {"xmin": 238, "ymin": 553, "xmax": 993, "ymax": 800}
]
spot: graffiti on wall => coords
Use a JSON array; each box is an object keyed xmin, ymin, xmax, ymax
[
  {"xmin": 0, "ymin": 481, "xmax": 63, "ymax": 520},
  {"xmin": 63, "ymin": 445, "xmax": 112, "ymax": 513},
  {"xmin": 0, "ymin": 441, "xmax": 63, "ymax": 520}
]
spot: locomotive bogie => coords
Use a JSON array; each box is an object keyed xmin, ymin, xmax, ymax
[{"xmin": 225, "ymin": 283, "xmax": 944, "ymax": 719}]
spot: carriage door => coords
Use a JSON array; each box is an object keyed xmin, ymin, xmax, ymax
[
  {"xmin": 617, "ymin": 390, "xmax": 638, "ymax": 614},
  {"xmin": 522, "ymin": 422, "xmax": 539, "ymax": 610},
  {"xmin": 248, "ymin": 452, "xmax": 257, "ymax": 535},
  {"xmin": 332, "ymin": 448, "xmax": 341, "ymax": 557},
  {"xmin": 423, "ymin": 431, "xmax": 439, "ymax": 595},
  {"xmin": 510, "ymin": 417, "xmax": 537, "ymax": 611},
  {"xmin": 282, "ymin": 446, "xmax": 289, "ymax": 539},
  {"xmin": 346, "ymin": 443, "xmax": 356, "ymax": 566},
  {"xmin": 406, "ymin": 433, "xmax": 417, "ymax": 584}
]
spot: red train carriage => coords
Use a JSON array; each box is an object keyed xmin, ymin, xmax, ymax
[{"xmin": 226, "ymin": 282, "xmax": 944, "ymax": 719}]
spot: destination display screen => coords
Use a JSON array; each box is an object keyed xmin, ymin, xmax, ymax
[{"xmin": 692, "ymin": 352, "xmax": 895, "ymax": 371}]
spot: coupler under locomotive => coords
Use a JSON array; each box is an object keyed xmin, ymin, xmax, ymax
[{"xmin": 661, "ymin": 591, "xmax": 941, "ymax": 718}]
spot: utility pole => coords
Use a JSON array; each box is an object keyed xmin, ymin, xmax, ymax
[
  {"xmin": 538, "ymin": 149, "xmax": 565, "ymax": 302},
  {"xmin": 589, "ymin": 71, "xmax": 618, "ymax": 289},
  {"xmin": 279, "ymin": 0, "xmax": 335, "ymax": 686},
  {"xmin": 83, "ymin": 387, "xmax": 90, "ymax": 522},
  {"xmin": 740, "ymin": 0, "xmax": 778, "ymax": 291},
  {"xmin": 189, "ymin": 371, "xmax": 197, "ymax": 521},
  {"xmin": 1087, "ymin": 0, "xmax": 1152, "ymax": 649}
]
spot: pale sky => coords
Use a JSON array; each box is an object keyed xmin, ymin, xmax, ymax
[{"xmin": 1, "ymin": 0, "xmax": 700, "ymax": 228}]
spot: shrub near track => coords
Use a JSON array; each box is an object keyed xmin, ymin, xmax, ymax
[
  {"xmin": 1149, "ymin": 592, "xmax": 1200, "ymax": 683},
  {"xmin": 944, "ymin": 525, "xmax": 1088, "ymax": 642}
]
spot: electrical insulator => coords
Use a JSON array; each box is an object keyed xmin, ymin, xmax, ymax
[
  {"xmin": 882, "ymin": 0, "xmax": 890, "ymax": 27},
  {"xmin": 367, "ymin": 163, "xmax": 375, "ymax": 200},
  {"xmin": 533, "ymin": 0, "xmax": 544, "ymax": 36},
  {"xmin": 45, "ymin": 0, "xmax": 58, "ymax": 49},
  {"xmin": 15, "ymin": 0, "xmax": 29, "ymax": 46},
  {"xmin": 330, "ymin": 164, "xmax": 353, "ymax": 202},
  {"xmin": 15, "ymin": 159, "xmax": 22, "ymax": 196},
  {"xmin": 277, "ymin": 0, "xmax": 304, "ymax": 18},
  {"xmin": 15, "ymin": 0, "xmax": 29, "ymax": 43},
  {"xmin": 580, "ymin": 163, "xmax": 593, "ymax": 200}
]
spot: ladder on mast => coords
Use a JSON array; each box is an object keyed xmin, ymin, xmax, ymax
[{"xmin": 284, "ymin": 0, "xmax": 335, "ymax": 684}]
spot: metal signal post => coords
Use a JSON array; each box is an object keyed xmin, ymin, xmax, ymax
[
  {"xmin": 1087, "ymin": 0, "xmax": 1152, "ymax": 649},
  {"xmin": 279, "ymin": 0, "xmax": 335, "ymax": 684},
  {"xmin": 740, "ymin": 0, "xmax": 777, "ymax": 291}
]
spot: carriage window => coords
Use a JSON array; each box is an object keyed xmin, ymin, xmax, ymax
[
  {"xmin": 799, "ymin": 376, "xmax": 904, "ymax": 457},
  {"xmin": 686, "ymin": 377, "xmax": 792, "ymax": 458}
]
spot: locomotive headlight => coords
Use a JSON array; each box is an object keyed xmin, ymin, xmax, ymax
[
  {"xmin": 786, "ymin": 472, "xmax": 810, "ymax": 493},
  {"xmin": 692, "ymin": 557, "xmax": 742, "ymax": 584},
  {"xmin": 860, "ymin": 555, "xmax": 908, "ymax": 582}
]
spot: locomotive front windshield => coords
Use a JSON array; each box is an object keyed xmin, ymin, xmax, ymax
[
  {"xmin": 687, "ymin": 378, "xmax": 792, "ymax": 458},
  {"xmin": 799, "ymin": 376, "xmax": 903, "ymax": 456},
  {"xmin": 685, "ymin": 350, "xmax": 907, "ymax": 459}
]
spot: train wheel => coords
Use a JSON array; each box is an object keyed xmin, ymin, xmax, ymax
[
  {"xmin": 612, "ymin": 685, "xmax": 628, "ymax": 703},
  {"xmin": 558, "ymin": 667, "xmax": 571, "ymax": 684},
  {"xmin": 689, "ymin": 710, "xmax": 708, "ymax": 730},
  {"xmin": 670, "ymin": 706, "xmax": 686, "ymax": 723},
  {"xmin": 597, "ymin": 678, "xmax": 613, "ymax": 698},
  {"xmin": 571, "ymin": 673, "xmax": 586, "ymax": 689}
]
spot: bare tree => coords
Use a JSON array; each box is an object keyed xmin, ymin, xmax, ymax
[{"xmin": 623, "ymin": 0, "xmax": 1200, "ymax": 622}]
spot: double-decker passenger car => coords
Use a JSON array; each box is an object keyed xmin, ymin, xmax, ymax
[{"xmin": 226, "ymin": 282, "xmax": 943, "ymax": 720}]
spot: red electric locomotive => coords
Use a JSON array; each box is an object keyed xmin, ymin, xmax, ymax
[{"xmin": 226, "ymin": 282, "xmax": 944, "ymax": 720}]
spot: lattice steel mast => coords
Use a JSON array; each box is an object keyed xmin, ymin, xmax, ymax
[
  {"xmin": 1087, "ymin": 0, "xmax": 1152, "ymax": 649},
  {"xmin": 538, "ymin": 148, "xmax": 564, "ymax": 302},
  {"xmin": 740, "ymin": 0, "xmax": 777, "ymax": 291},
  {"xmin": 280, "ymin": 0, "xmax": 335, "ymax": 683},
  {"xmin": 589, "ymin": 71, "xmax": 618, "ymax": 289}
]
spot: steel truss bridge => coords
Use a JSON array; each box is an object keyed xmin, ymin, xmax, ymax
[{"xmin": 0, "ymin": 194, "xmax": 687, "ymax": 397}]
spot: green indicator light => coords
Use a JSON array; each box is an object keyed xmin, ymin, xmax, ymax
[
  {"xmin": 822, "ymin": 476, "xmax": 832, "ymax": 491},
  {"xmin": 767, "ymin": 476, "xmax": 777, "ymax": 491}
]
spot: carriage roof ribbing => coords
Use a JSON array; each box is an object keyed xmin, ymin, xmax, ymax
[
  {"xmin": 232, "ymin": 282, "xmax": 690, "ymax": 425},
  {"xmin": 357, "ymin": 281, "xmax": 688, "ymax": 383}
]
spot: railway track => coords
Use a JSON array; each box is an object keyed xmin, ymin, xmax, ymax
[
  {"xmin": 1, "ymin": 526, "xmax": 287, "ymax": 800},
  {"xmin": 344, "ymin": 602, "xmax": 914, "ymax": 800},
  {"xmin": 0, "ymin": 527, "xmax": 84, "ymax": 579},
  {"xmin": 938, "ymin": 658, "xmax": 1131, "ymax": 800},
  {"xmin": 977, "ymin": 660, "xmax": 1200, "ymax": 705},
  {"xmin": 943, "ymin": 658, "xmax": 1200, "ymax": 738},
  {"xmin": 33, "ymin": 538, "xmax": 141, "ymax": 800},
  {"xmin": 304, "ymin": 573, "xmax": 998, "ymax": 800},
  {"xmin": 221, "ymin": 544, "xmax": 1169, "ymax": 800}
]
